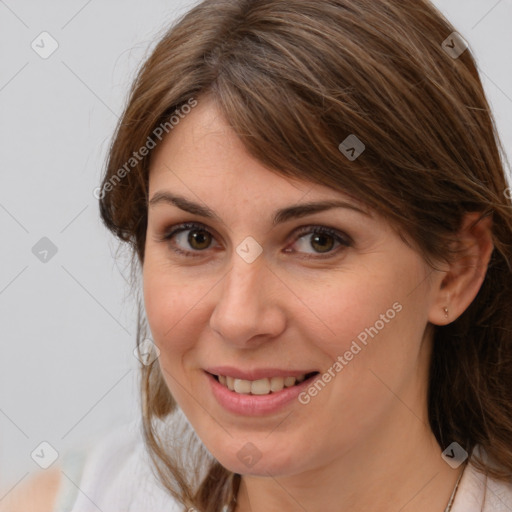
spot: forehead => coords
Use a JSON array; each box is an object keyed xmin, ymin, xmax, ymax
[
  {"xmin": 148, "ymin": 97, "xmax": 368, "ymax": 213},
  {"xmin": 149, "ymin": 98, "xmax": 293, "ymax": 190}
]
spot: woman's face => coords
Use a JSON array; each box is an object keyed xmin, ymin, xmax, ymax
[{"xmin": 143, "ymin": 96, "xmax": 443, "ymax": 477}]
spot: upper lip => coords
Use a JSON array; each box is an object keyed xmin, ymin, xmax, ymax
[{"xmin": 205, "ymin": 366, "xmax": 318, "ymax": 381}]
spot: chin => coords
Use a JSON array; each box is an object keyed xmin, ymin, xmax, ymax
[{"xmin": 207, "ymin": 437, "xmax": 303, "ymax": 477}]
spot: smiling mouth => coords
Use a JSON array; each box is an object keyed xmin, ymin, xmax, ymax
[{"xmin": 208, "ymin": 371, "xmax": 320, "ymax": 395}]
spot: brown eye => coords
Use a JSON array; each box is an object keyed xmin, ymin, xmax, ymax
[
  {"xmin": 310, "ymin": 233, "xmax": 335, "ymax": 253},
  {"xmin": 160, "ymin": 222, "xmax": 219, "ymax": 257},
  {"xmin": 188, "ymin": 229, "xmax": 212, "ymax": 250},
  {"xmin": 286, "ymin": 225, "xmax": 352, "ymax": 259}
]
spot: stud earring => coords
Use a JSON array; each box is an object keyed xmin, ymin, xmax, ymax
[{"xmin": 443, "ymin": 307, "xmax": 449, "ymax": 318}]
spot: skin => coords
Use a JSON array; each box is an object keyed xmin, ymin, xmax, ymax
[
  {"xmin": 143, "ymin": 95, "xmax": 494, "ymax": 512},
  {"xmin": 0, "ymin": 465, "xmax": 61, "ymax": 512}
]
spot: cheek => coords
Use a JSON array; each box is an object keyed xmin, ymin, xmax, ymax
[
  {"xmin": 309, "ymin": 268, "xmax": 429, "ymax": 411},
  {"xmin": 143, "ymin": 261, "xmax": 198, "ymax": 351},
  {"xmin": 142, "ymin": 264, "xmax": 205, "ymax": 402},
  {"xmin": 293, "ymin": 260, "xmax": 427, "ymax": 388},
  {"xmin": 288, "ymin": 267, "xmax": 402, "ymax": 354}
]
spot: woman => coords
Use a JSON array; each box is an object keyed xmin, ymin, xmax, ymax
[{"xmin": 6, "ymin": 0, "xmax": 512, "ymax": 511}]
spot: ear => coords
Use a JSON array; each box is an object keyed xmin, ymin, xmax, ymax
[{"xmin": 428, "ymin": 211, "xmax": 494, "ymax": 325}]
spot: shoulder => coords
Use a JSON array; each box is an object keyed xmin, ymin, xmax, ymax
[
  {"xmin": 0, "ymin": 421, "xmax": 135, "ymax": 512},
  {"xmin": 0, "ymin": 465, "xmax": 62, "ymax": 512},
  {"xmin": 483, "ymin": 466, "xmax": 512, "ymax": 511},
  {"xmin": 452, "ymin": 445, "xmax": 512, "ymax": 512},
  {"xmin": 67, "ymin": 418, "xmax": 184, "ymax": 511},
  {"xmin": 0, "ymin": 416, "xmax": 193, "ymax": 512}
]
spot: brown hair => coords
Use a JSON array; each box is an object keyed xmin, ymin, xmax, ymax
[{"xmin": 99, "ymin": 0, "xmax": 512, "ymax": 510}]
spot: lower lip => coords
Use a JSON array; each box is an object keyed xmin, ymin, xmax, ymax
[{"xmin": 205, "ymin": 371, "xmax": 320, "ymax": 416}]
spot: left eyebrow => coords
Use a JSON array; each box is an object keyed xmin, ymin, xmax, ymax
[
  {"xmin": 272, "ymin": 199, "xmax": 370, "ymax": 225},
  {"xmin": 148, "ymin": 191, "xmax": 370, "ymax": 226}
]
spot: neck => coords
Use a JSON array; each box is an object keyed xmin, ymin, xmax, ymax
[{"xmin": 233, "ymin": 403, "xmax": 463, "ymax": 512}]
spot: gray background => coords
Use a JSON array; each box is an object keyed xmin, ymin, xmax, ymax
[{"xmin": 0, "ymin": 0, "xmax": 511, "ymax": 496}]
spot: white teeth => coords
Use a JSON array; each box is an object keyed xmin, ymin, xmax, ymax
[
  {"xmin": 284, "ymin": 376, "xmax": 296, "ymax": 387},
  {"xmin": 270, "ymin": 376, "xmax": 285, "ymax": 392},
  {"xmin": 216, "ymin": 374, "xmax": 308, "ymax": 395},
  {"xmin": 251, "ymin": 378, "xmax": 271, "ymax": 395},
  {"xmin": 234, "ymin": 378, "xmax": 252, "ymax": 394}
]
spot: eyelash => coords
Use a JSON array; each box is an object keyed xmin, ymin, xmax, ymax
[{"xmin": 158, "ymin": 221, "xmax": 352, "ymax": 260}]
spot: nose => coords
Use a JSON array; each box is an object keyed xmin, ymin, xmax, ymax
[{"xmin": 209, "ymin": 252, "xmax": 287, "ymax": 348}]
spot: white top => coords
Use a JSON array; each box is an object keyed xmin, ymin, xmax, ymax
[
  {"xmin": 57, "ymin": 419, "xmax": 182, "ymax": 512},
  {"xmin": 54, "ymin": 418, "xmax": 512, "ymax": 512}
]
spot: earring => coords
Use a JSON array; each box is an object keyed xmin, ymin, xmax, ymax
[{"xmin": 443, "ymin": 307, "xmax": 449, "ymax": 318}]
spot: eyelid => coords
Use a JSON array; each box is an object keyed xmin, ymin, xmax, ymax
[
  {"xmin": 290, "ymin": 224, "xmax": 353, "ymax": 246},
  {"xmin": 285, "ymin": 225, "xmax": 352, "ymax": 259},
  {"xmin": 158, "ymin": 221, "xmax": 352, "ymax": 258},
  {"xmin": 158, "ymin": 221, "xmax": 221, "ymax": 257}
]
